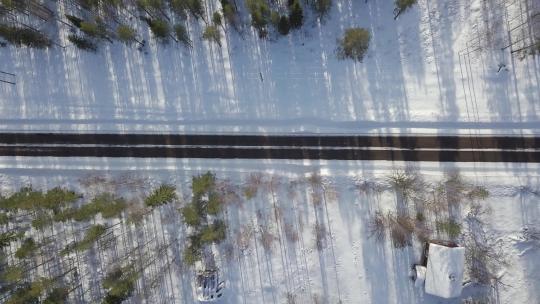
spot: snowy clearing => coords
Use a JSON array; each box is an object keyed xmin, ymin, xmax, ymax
[
  {"xmin": 1, "ymin": 0, "xmax": 539, "ymax": 135},
  {"xmin": 0, "ymin": 157, "xmax": 539, "ymax": 303}
]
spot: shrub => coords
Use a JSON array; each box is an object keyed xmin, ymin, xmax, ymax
[
  {"xmin": 5, "ymin": 284, "xmax": 40, "ymax": 304},
  {"xmin": 27, "ymin": 277, "xmax": 54, "ymax": 299},
  {"xmin": 63, "ymin": 224, "xmax": 106, "ymax": 254},
  {"xmin": 388, "ymin": 214, "xmax": 414, "ymax": 248},
  {"xmin": 284, "ymin": 223, "xmax": 299, "ymax": 243},
  {"xmin": 243, "ymin": 185, "xmax": 257, "ymax": 200},
  {"xmin": 41, "ymin": 187, "xmax": 80, "ymax": 210},
  {"xmin": 206, "ymin": 193, "xmax": 222, "ymax": 215},
  {"xmin": 146, "ymin": 19, "xmax": 170, "ymax": 41},
  {"xmin": 311, "ymin": 0, "xmax": 332, "ymax": 19},
  {"xmin": 336, "ymin": 27, "xmax": 370, "ymax": 62},
  {"xmin": 212, "ymin": 11, "xmax": 222, "ymax": 26},
  {"xmin": 368, "ymin": 211, "xmax": 386, "ymax": 241},
  {"xmin": 246, "ymin": 0, "xmax": 270, "ymax": 37},
  {"xmin": 181, "ymin": 203, "xmax": 200, "ymax": 226},
  {"xmin": 116, "ymin": 25, "xmax": 136, "ymax": 44},
  {"xmin": 145, "ymin": 184, "xmax": 176, "ymax": 207},
  {"xmin": 0, "ymin": 187, "xmax": 42, "ymax": 210},
  {"xmin": 200, "ymin": 220, "xmax": 227, "ymax": 244},
  {"xmin": 436, "ymin": 219, "xmax": 461, "ymax": 239},
  {"xmin": 1, "ymin": 0, "xmax": 23, "ymax": 9},
  {"xmin": 186, "ymin": 0, "xmax": 204, "ymax": 19},
  {"xmin": 0, "ymin": 187, "xmax": 78, "ymax": 211},
  {"xmin": 80, "ymin": 21, "xmax": 108, "ymax": 40},
  {"xmin": 467, "ymin": 186, "xmax": 489, "ymax": 200},
  {"xmin": 43, "ymin": 287, "xmax": 69, "ymax": 304},
  {"xmin": 183, "ymin": 243, "xmax": 201, "ymax": 266},
  {"xmin": 440, "ymin": 173, "xmax": 467, "ymax": 206},
  {"xmin": 126, "ymin": 205, "xmax": 147, "ymax": 225},
  {"xmin": 464, "ymin": 233, "xmax": 507, "ymax": 284},
  {"xmin": 68, "ymin": 34, "xmax": 98, "ymax": 52},
  {"xmin": 222, "ymin": 3, "xmax": 237, "ymax": 27},
  {"xmin": 394, "ymin": 0, "xmax": 417, "ymax": 19},
  {"xmin": 102, "ymin": 265, "xmax": 138, "ymax": 304},
  {"xmin": 93, "ymin": 194, "xmax": 127, "ymax": 219},
  {"xmin": 259, "ymin": 226, "xmax": 275, "ymax": 252},
  {"xmin": 170, "ymin": 0, "xmax": 188, "ymax": 16},
  {"xmin": 387, "ymin": 170, "xmax": 424, "ymax": 201},
  {"xmin": 2, "ymin": 265, "xmax": 24, "ymax": 283},
  {"xmin": 0, "ymin": 212, "xmax": 8, "ymax": 225},
  {"xmin": 174, "ymin": 24, "xmax": 191, "ymax": 47},
  {"xmin": 137, "ymin": 0, "xmax": 164, "ymax": 10},
  {"xmin": 32, "ymin": 213, "xmax": 54, "ymax": 230},
  {"xmin": 0, "ymin": 232, "xmax": 18, "ymax": 248},
  {"xmin": 192, "ymin": 172, "xmax": 216, "ymax": 198},
  {"xmin": 15, "ymin": 237, "xmax": 37, "ymax": 259},
  {"xmin": 390, "ymin": 223, "xmax": 411, "ymax": 248},
  {"xmin": 0, "ymin": 25, "xmax": 51, "ymax": 48},
  {"xmin": 270, "ymin": 11, "xmax": 280, "ymax": 27},
  {"xmin": 202, "ymin": 25, "xmax": 221, "ymax": 46},
  {"xmin": 58, "ymin": 193, "xmax": 126, "ymax": 222}
]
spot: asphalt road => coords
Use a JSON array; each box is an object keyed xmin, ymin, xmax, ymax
[{"xmin": 0, "ymin": 133, "xmax": 538, "ymax": 162}]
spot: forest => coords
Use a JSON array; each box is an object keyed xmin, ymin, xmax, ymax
[{"xmin": 0, "ymin": 0, "xmax": 421, "ymax": 61}]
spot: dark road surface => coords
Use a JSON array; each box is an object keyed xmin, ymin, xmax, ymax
[{"xmin": 0, "ymin": 133, "xmax": 539, "ymax": 162}]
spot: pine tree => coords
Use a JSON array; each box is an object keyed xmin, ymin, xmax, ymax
[
  {"xmin": 277, "ymin": 15, "xmax": 290, "ymax": 35},
  {"xmin": 312, "ymin": 0, "xmax": 332, "ymax": 19},
  {"xmin": 288, "ymin": 0, "xmax": 303, "ymax": 29}
]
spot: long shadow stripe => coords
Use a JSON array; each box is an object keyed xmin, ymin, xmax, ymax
[{"xmin": 0, "ymin": 146, "xmax": 539, "ymax": 162}]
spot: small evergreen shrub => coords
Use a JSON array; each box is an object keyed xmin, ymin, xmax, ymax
[
  {"xmin": 15, "ymin": 238, "xmax": 37, "ymax": 259},
  {"xmin": 0, "ymin": 25, "xmax": 51, "ymax": 48},
  {"xmin": 174, "ymin": 24, "xmax": 191, "ymax": 47},
  {"xmin": 202, "ymin": 25, "xmax": 221, "ymax": 46},
  {"xmin": 192, "ymin": 172, "xmax": 215, "ymax": 198},
  {"xmin": 288, "ymin": 0, "xmax": 304, "ymax": 29},
  {"xmin": 436, "ymin": 219, "xmax": 461, "ymax": 239},
  {"xmin": 336, "ymin": 28, "xmax": 371, "ymax": 62},
  {"xmin": 145, "ymin": 184, "xmax": 177, "ymax": 207},
  {"xmin": 116, "ymin": 25, "xmax": 137, "ymax": 44},
  {"xmin": 68, "ymin": 34, "xmax": 98, "ymax": 52}
]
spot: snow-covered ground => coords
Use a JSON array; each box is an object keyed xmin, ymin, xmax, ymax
[
  {"xmin": 1, "ymin": 157, "xmax": 539, "ymax": 303},
  {"xmin": 1, "ymin": 0, "xmax": 539, "ymax": 135}
]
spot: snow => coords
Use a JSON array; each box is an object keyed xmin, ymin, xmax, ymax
[
  {"xmin": 415, "ymin": 265, "xmax": 427, "ymax": 289},
  {"xmin": 0, "ymin": 157, "xmax": 539, "ymax": 303},
  {"xmin": 1, "ymin": 0, "xmax": 540, "ymax": 302},
  {"xmin": 424, "ymin": 243, "xmax": 465, "ymax": 299},
  {"xmin": 0, "ymin": 0, "xmax": 539, "ymax": 134}
]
